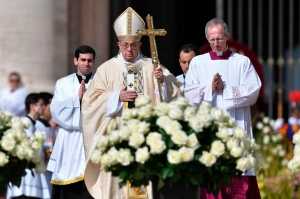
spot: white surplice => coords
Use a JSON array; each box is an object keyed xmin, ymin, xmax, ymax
[
  {"xmin": 36, "ymin": 118, "xmax": 56, "ymax": 194},
  {"xmin": 7, "ymin": 116, "xmax": 50, "ymax": 199},
  {"xmin": 47, "ymin": 73, "xmax": 94, "ymax": 185},
  {"xmin": 176, "ymin": 74, "xmax": 185, "ymax": 87},
  {"xmin": 0, "ymin": 87, "xmax": 28, "ymax": 116},
  {"xmin": 184, "ymin": 52, "xmax": 261, "ymax": 175}
]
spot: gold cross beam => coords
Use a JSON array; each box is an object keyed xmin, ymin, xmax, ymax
[{"xmin": 137, "ymin": 14, "xmax": 167, "ymax": 102}]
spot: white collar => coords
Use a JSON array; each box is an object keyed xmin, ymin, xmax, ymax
[
  {"xmin": 214, "ymin": 46, "xmax": 228, "ymax": 56},
  {"xmin": 120, "ymin": 52, "xmax": 141, "ymax": 63}
]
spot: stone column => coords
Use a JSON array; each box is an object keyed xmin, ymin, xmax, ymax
[{"xmin": 0, "ymin": 0, "xmax": 68, "ymax": 93}]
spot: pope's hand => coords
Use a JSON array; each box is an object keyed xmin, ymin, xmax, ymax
[
  {"xmin": 154, "ymin": 65, "xmax": 164, "ymax": 83},
  {"xmin": 78, "ymin": 80, "xmax": 86, "ymax": 100},
  {"xmin": 119, "ymin": 86, "xmax": 138, "ymax": 102}
]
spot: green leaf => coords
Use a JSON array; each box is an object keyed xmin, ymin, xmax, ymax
[{"xmin": 132, "ymin": 171, "xmax": 144, "ymax": 181}]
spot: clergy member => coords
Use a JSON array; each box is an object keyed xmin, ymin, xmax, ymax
[
  {"xmin": 176, "ymin": 43, "xmax": 199, "ymax": 87},
  {"xmin": 82, "ymin": 7, "xmax": 183, "ymax": 199},
  {"xmin": 184, "ymin": 18, "xmax": 262, "ymax": 198},
  {"xmin": 0, "ymin": 72, "xmax": 28, "ymax": 116},
  {"xmin": 47, "ymin": 45, "xmax": 95, "ymax": 199}
]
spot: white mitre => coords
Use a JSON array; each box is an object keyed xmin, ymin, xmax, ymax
[{"xmin": 114, "ymin": 7, "xmax": 145, "ymax": 41}]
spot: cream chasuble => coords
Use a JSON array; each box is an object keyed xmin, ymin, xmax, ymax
[
  {"xmin": 82, "ymin": 53, "xmax": 183, "ymax": 199},
  {"xmin": 184, "ymin": 52, "xmax": 261, "ymax": 176}
]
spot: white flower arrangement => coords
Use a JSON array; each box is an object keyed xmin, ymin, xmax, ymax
[
  {"xmin": 0, "ymin": 110, "xmax": 46, "ymax": 195},
  {"xmin": 91, "ymin": 96, "xmax": 258, "ymax": 194}
]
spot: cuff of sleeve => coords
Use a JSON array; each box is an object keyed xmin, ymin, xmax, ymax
[{"xmin": 106, "ymin": 90, "xmax": 123, "ymax": 117}]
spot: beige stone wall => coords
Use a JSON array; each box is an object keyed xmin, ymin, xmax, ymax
[{"xmin": 0, "ymin": 0, "xmax": 109, "ymax": 94}]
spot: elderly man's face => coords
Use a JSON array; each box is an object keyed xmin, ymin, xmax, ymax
[
  {"xmin": 206, "ymin": 24, "xmax": 229, "ymax": 52},
  {"xmin": 118, "ymin": 41, "xmax": 142, "ymax": 62}
]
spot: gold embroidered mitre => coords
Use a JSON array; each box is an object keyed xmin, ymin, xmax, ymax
[{"xmin": 114, "ymin": 7, "xmax": 145, "ymax": 41}]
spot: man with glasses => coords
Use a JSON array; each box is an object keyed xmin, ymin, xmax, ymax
[
  {"xmin": 0, "ymin": 72, "xmax": 28, "ymax": 116},
  {"xmin": 81, "ymin": 7, "xmax": 182, "ymax": 199},
  {"xmin": 184, "ymin": 18, "xmax": 261, "ymax": 198}
]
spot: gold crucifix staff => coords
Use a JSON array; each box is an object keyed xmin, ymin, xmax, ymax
[{"xmin": 137, "ymin": 14, "xmax": 167, "ymax": 102}]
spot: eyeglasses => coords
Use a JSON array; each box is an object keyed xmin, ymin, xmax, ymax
[
  {"xmin": 120, "ymin": 42, "xmax": 139, "ymax": 49},
  {"xmin": 207, "ymin": 37, "xmax": 225, "ymax": 44},
  {"xmin": 9, "ymin": 79, "xmax": 20, "ymax": 83}
]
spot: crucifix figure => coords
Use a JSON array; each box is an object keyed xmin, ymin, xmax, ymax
[
  {"xmin": 126, "ymin": 64, "xmax": 135, "ymax": 91},
  {"xmin": 137, "ymin": 14, "xmax": 167, "ymax": 102}
]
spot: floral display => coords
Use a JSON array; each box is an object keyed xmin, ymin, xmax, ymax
[
  {"xmin": 0, "ymin": 110, "xmax": 46, "ymax": 195},
  {"xmin": 91, "ymin": 96, "xmax": 259, "ymax": 195},
  {"xmin": 254, "ymin": 113, "xmax": 295, "ymax": 198}
]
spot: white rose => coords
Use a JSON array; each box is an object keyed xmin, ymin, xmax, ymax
[
  {"xmin": 126, "ymin": 119, "xmax": 140, "ymax": 132},
  {"xmin": 128, "ymin": 132, "xmax": 145, "ymax": 148},
  {"xmin": 262, "ymin": 117, "xmax": 270, "ymax": 124},
  {"xmin": 276, "ymin": 133, "xmax": 283, "ymax": 141},
  {"xmin": 156, "ymin": 115, "xmax": 171, "ymax": 128},
  {"xmin": 167, "ymin": 149, "xmax": 182, "ymax": 164},
  {"xmin": 12, "ymin": 128, "xmax": 26, "ymax": 142},
  {"xmin": 199, "ymin": 151, "xmax": 217, "ymax": 167},
  {"xmin": 146, "ymin": 132, "xmax": 162, "ymax": 146},
  {"xmin": 107, "ymin": 119, "xmax": 118, "ymax": 133},
  {"xmin": 119, "ymin": 126, "xmax": 131, "ymax": 141},
  {"xmin": 288, "ymin": 159, "xmax": 299, "ymax": 173},
  {"xmin": 256, "ymin": 122, "xmax": 263, "ymax": 130},
  {"xmin": 210, "ymin": 140, "xmax": 225, "ymax": 157},
  {"xmin": 184, "ymin": 106, "xmax": 197, "ymax": 120},
  {"xmin": 20, "ymin": 117, "xmax": 31, "ymax": 129},
  {"xmin": 105, "ymin": 147, "xmax": 119, "ymax": 165},
  {"xmin": 230, "ymin": 147, "xmax": 244, "ymax": 158},
  {"xmin": 247, "ymin": 155, "xmax": 256, "ymax": 168},
  {"xmin": 173, "ymin": 97, "xmax": 190, "ymax": 109},
  {"xmin": 31, "ymin": 141, "xmax": 41, "ymax": 150},
  {"xmin": 168, "ymin": 108, "xmax": 183, "ymax": 120},
  {"xmin": 15, "ymin": 144, "xmax": 26, "ymax": 160},
  {"xmin": 269, "ymin": 119, "xmax": 275, "ymax": 127},
  {"xmin": 262, "ymin": 126, "xmax": 270, "ymax": 134},
  {"xmin": 34, "ymin": 130, "xmax": 46, "ymax": 142},
  {"xmin": 210, "ymin": 108, "xmax": 225, "ymax": 122},
  {"xmin": 278, "ymin": 149, "xmax": 285, "ymax": 157},
  {"xmin": 131, "ymin": 108, "xmax": 139, "ymax": 118},
  {"xmin": 189, "ymin": 116, "xmax": 204, "ymax": 132},
  {"xmin": 228, "ymin": 118, "xmax": 236, "ymax": 127},
  {"xmin": 117, "ymin": 148, "xmax": 133, "ymax": 166},
  {"xmin": 135, "ymin": 95, "xmax": 152, "ymax": 108},
  {"xmin": 136, "ymin": 121, "xmax": 150, "ymax": 134},
  {"xmin": 186, "ymin": 133, "xmax": 200, "ymax": 149},
  {"xmin": 233, "ymin": 127, "xmax": 246, "ymax": 139},
  {"xmin": 100, "ymin": 153, "xmax": 112, "ymax": 166},
  {"xmin": 138, "ymin": 106, "xmax": 153, "ymax": 120},
  {"xmin": 236, "ymin": 157, "xmax": 252, "ymax": 172},
  {"xmin": 155, "ymin": 102, "xmax": 169, "ymax": 116},
  {"xmin": 90, "ymin": 149, "xmax": 102, "ymax": 164},
  {"xmin": 263, "ymin": 135, "xmax": 270, "ymax": 145},
  {"xmin": 97, "ymin": 136, "xmax": 109, "ymax": 149},
  {"xmin": 179, "ymin": 147, "xmax": 194, "ymax": 162},
  {"xmin": 171, "ymin": 130, "xmax": 188, "ymax": 146},
  {"xmin": 11, "ymin": 117, "xmax": 23, "ymax": 129},
  {"xmin": 216, "ymin": 127, "xmax": 230, "ymax": 141},
  {"xmin": 108, "ymin": 130, "xmax": 120, "ymax": 145},
  {"xmin": 149, "ymin": 140, "xmax": 166, "ymax": 154},
  {"xmin": 122, "ymin": 109, "xmax": 133, "ymax": 120},
  {"xmin": 1, "ymin": 136, "xmax": 16, "ymax": 152},
  {"xmin": 198, "ymin": 101, "xmax": 211, "ymax": 115},
  {"xmin": 197, "ymin": 114, "xmax": 213, "ymax": 128},
  {"xmin": 35, "ymin": 162, "xmax": 47, "ymax": 173},
  {"xmin": 164, "ymin": 120, "xmax": 182, "ymax": 135},
  {"xmin": 135, "ymin": 146, "xmax": 150, "ymax": 164},
  {"xmin": 226, "ymin": 137, "xmax": 240, "ymax": 150},
  {"xmin": 240, "ymin": 138, "xmax": 252, "ymax": 151},
  {"xmin": 0, "ymin": 152, "xmax": 9, "ymax": 166},
  {"xmin": 293, "ymin": 133, "xmax": 300, "ymax": 145}
]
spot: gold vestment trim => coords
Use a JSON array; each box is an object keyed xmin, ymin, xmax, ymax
[
  {"xmin": 50, "ymin": 174, "xmax": 84, "ymax": 185},
  {"xmin": 127, "ymin": 182, "xmax": 148, "ymax": 199}
]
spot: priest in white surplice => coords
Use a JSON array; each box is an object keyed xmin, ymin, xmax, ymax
[
  {"xmin": 0, "ymin": 72, "xmax": 28, "ymax": 117},
  {"xmin": 47, "ymin": 45, "xmax": 95, "ymax": 199},
  {"xmin": 184, "ymin": 18, "xmax": 262, "ymax": 199},
  {"xmin": 81, "ymin": 7, "xmax": 183, "ymax": 199}
]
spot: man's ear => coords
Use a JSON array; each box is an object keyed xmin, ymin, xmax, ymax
[{"xmin": 74, "ymin": 57, "xmax": 78, "ymax": 65}]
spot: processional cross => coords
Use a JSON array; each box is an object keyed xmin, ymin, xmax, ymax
[{"xmin": 137, "ymin": 14, "xmax": 167, "ymax": 102}]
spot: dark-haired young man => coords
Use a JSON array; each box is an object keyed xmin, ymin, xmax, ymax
[
  {"xmin": 176, "ymin": 44, "xmax": 199, "ymax": 87},
  {"xmin": 7, "ymin": 93, "xmax": 50, "ymax": 199},
  {"xmin": 35, "ymin": 92, "xmax": 56, "ymax": 195},
  {"xmin": 47, "ymin": 45, "xmax": 95, "ymax": 199}
]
